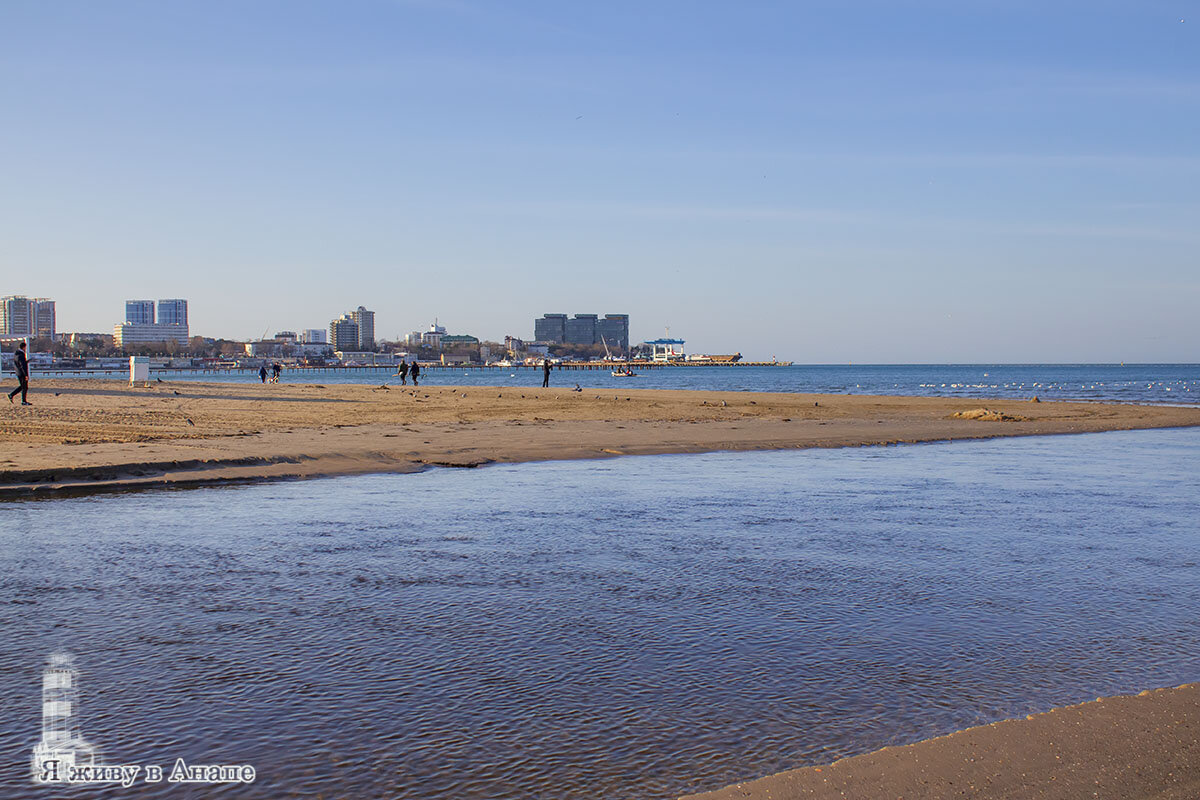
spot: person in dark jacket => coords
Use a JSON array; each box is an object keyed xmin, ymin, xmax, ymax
[
  {"xmin": 8, "ymin": 341, "xmax": 31, "ymax": 405},
  {"xmin": 542, "ymin": 359, "xmax": 551, "ymax": 388},
  {"xmin": 396, "ymin": 360, "xmax": 409, "ymax": 385},
  {"xmin": 259, "ymin": 365, "xmax": 268, "ymax": 383},
  {"xmin": 410, "ymin": 361, "xmax": 420, "ymax": 387}
]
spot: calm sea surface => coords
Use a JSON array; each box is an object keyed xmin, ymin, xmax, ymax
[
  {"xmin": 40, "ymin": 363, "xmax": 1200, "ymax": 405},
  {"xmin": 1, "ymin": 429, "xmax": 1199, "ymax": 797}
]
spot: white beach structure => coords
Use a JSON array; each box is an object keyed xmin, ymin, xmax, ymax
[
  {"xmin": 129, "ymin": 355, "xmax": 149, "ymax": 386},
  {"xmin": 644, "ymin": 338, "xmax": 686, "ymax": 362}
]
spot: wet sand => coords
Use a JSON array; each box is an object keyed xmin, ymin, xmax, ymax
[
  {"xmin": 682, "ymin": 683, "xmax": 1200, "ymax": 800},
  {"xmin": 2, "ymin": 379, "xmax": 1199, "ymax": 495}
]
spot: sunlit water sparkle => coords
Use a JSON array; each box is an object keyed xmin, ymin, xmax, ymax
[{"xmin": 1, "ymin": 428, "xmax": 1199, "ymax": 798}]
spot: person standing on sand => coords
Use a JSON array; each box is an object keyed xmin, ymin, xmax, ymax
[
  {"xmin": 259, "ymin": 365, "xmax": 267, "ymax": 383},
  {"xmin": 397, "ymin": 359, "xmax": 409, "ymax": 385},
  {"xmin": 542, "ymin": 359, "xmax": 551, "ymax": 388},
  {"xmin": 8, "ymin": 341, "xmax": 31, "ymax": 405},
  {"xmin": 410, "ymin": 361, "xmax": 420, "ymax": 387},
  {"xmin": 272, "ymin": 362, "xmax": 282, "ymax": 382}
]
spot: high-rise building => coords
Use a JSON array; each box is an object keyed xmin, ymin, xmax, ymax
[
  {"xmin": 125, "ymin": 300, "xmax": 155, "ymax": 325},
  {"xmin": 534, "ymin": 313, "xmax": 628, "ymax": 348},
  {"xmin": 348, "ymin": 306, "xmax": 375, "ymax": 350},
  {"xmin": 534, "ymin": 314, "xmax": 567, "ymax": 343},
  {"xmin": 32, "ymin": 299, "xmax": 55, "ymax": 338},
  {"xmin": 596, "ymin": 314, "xmax": 629, "ymax": 351},
  {"xmin": 115, "ymin": 298, "xmax": 187, "ymax": 350},
  {"xmin": 1, "ymin": 296, "xmax": 33, "ymax": 336},
  {"xmin": 565, "ymin": 314, "xmax": 598, "ymax": 345},
  {"xmin": 157, "ymin": 298, "xmax": 188, "ymax": 327},
  {"xmin": 330, "ymin": 315, "xmax": 360, "ymax": 351}
]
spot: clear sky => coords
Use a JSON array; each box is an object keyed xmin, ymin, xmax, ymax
[{"xmin": 1, "ymin": 0, "xmax": 1196, "ymax": 362}]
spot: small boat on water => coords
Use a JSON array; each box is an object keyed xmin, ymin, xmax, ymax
[{"xmin": 604, "ymin": 335, "xmax": 637, "ymax": 376}]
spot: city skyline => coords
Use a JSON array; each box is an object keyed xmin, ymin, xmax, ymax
[
  {"xmin": 1, "ymin": 3, "xmax": 1197, "ymax": 362},
  {"xmin": 5, "ymin": 288, "xmax": 1200, "ymax": 363}
]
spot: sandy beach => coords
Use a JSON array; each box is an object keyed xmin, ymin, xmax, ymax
[
  {"xmin": 682, "ymin": 683, "xmax": 1200, "ymax": 800},
  {"xmin": 2, "ymin": 378, "xmax": 1199, "ymax": 495}
]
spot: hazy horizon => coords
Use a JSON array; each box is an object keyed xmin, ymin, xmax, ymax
[{"xmin": 2, "ymin": 1, "xmax": 1196, "ymax": 362}]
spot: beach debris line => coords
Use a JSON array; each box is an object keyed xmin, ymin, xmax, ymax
[{"xmin": 952, "ymin": 408, "xmax": 1028, "ymax": 422}]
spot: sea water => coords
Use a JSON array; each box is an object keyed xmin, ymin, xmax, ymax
[
  {"xmin": 1, "ymin": 428, "xmax": 1199, "ymax": 798},
  {"xmin": 39, "ymin": 363, "xmax": 1200, "ymax": 405}
]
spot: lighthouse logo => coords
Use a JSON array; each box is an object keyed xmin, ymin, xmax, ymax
[
  {"xmin": 30, "ymin": 652, "xmax": 102, "ymax": 784},
  {"xmin": 29, "ymin": 652, "xmax": 257, "ymax": 788}
]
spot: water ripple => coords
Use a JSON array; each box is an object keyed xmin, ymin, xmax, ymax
[{"xmin": 0, "ymin": 429, "xmax": 1198, "ymax": 798}]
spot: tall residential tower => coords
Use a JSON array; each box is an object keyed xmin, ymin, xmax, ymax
[
  {"xmin": 329, "ymin": 315, "xmax": 360, "ymax": 351},
  {"xmin": 157, "ymin": 299, "xmax": 188, "ymax": 327},
  {"xmin": 125, "ymin": 300, "xmax": 155, "ymax": 325},
  {"xmin": 348, "ymin": 306, "xmax": 375, "ymax": 350}
]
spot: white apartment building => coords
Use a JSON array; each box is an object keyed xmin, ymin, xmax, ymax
[
  {"xmin": 299, "ymin": 328, "xmax": 327, "ymax": 344},
  {"xmin": 112, "ymin": 322, "xmax": 190, "ymax": 349}
]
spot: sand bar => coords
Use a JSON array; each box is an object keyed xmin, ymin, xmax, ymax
[
  {"xmin": 682, "ymin": 683, "xmax": 1200, "ymax": 800},
  {"xmin": 1, "ymin": 379, "xmax": 1198, "ymax": 495}
]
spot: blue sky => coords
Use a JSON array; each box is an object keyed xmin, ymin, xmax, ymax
[{"xmin": 1, "ymin": 0, "xmax": 1196, "ymax": 361}]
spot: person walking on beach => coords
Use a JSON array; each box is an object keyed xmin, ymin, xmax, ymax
[
  {"xmin": 542, "ymin": 359, "xmax": 551, "ymax": 388},
  {"xmin": 259, "ymin": 365, "xmax": 267, "ymax": 383},
  {"xmin": 271, "ymin": 362, "xmax": 282, "ymax": 382},
  {"xmin": 397, "ymin": 359, "xmax": 409, "ymax": 385},
  {"xmin": 8, "ymin": 341, "xmax": 31, "ymax": 405},
  {"xmin": 410, "ymin": 361, "xmax": 420, "ymax": 387}
]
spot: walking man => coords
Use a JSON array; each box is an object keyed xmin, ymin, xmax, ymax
[
  {"xmin": 397, "ymin": 359, "xmax": 409, "ymax": 385},
  {"xmin": 410, "ymin": 361, "xmax": 420, "ymax": 387},
  {"xmin": 542, "ymin": 358, "xmax": 551, "ymax": 388},
  {"xmin": 259, "ymin": 365, "xmax": 267, "ymax": 383},
  {"xmin": 8, "ymin": 341, "xmax": 31, "ymax": 405}
]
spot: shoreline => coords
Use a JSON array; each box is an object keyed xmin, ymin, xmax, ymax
[
  {"xmin": 3, "ymin": 379, "xmax": 1199, "ymax": 497},
  {"xmin": 681, "ymin": 682, "xmax": 1200, "ymax": 800}
]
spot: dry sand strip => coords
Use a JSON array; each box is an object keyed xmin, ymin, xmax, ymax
[
  {"xmin": 681, "ymin": 683, "xmax": 1200, "ymax": 800},
  {"xmin": 1, "ymin": 379, "xmax": 1199, "ymax": 495}
]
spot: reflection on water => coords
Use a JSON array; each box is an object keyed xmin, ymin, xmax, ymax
[{"xmin": 1, "ymin": 429, "xmax": 1199, "ymax": 798}]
